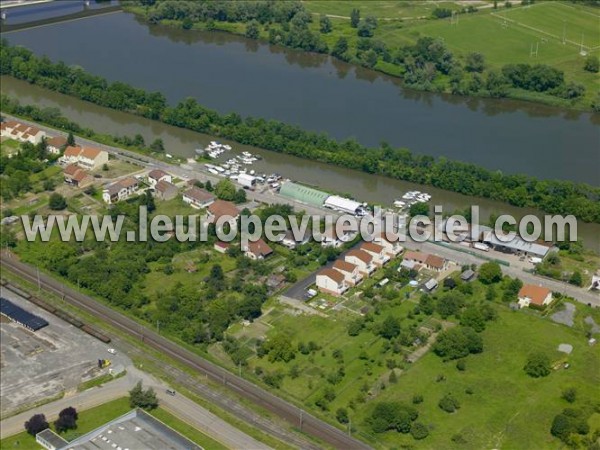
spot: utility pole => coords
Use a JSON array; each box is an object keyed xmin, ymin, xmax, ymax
[
  {"xmin": 348, "ymin": 417, "xmax": 351, "ymax": 436},
  {"xmin": 37, "ymin": 267, "xmax": 41, "ymax": 291},
  {"xmin": 299, "ymin": 409, "xmax": 303, "ymax": 431}
]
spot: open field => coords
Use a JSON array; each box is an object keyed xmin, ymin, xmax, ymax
[
  {"xmin": 351, "ymin": 307, "xmax": 600, "ymax": 449},
  {"xmin": 303, "ymin": 1, "xmax": 462, "ymax": 19}
]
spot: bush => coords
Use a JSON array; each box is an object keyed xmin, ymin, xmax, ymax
[
  {"xmin": 584, "ymin": 55, "xmax": 599, "ymax": 73},
  {"xmin": 524, "ymin": 352, "xmax": 551, "ymax": 378},
  {"xmin": 561, "ymin": 388, "xmax": 577, "ymax": 403},
  {"xmin": 478, "ymin": 262, "xmax": 502, "ymax": 284},
  {"xmin": 433, "ymin": 326, "xmax": 483, "ymax": 361},
  {"xmin": 438, "ymin": 394, "xmax": 460, "ymax": 413},
  {"xmin": 129, "ymin": 381, "xmax": 158, "ymax": 410},
  {"xmin": 410, "ymin": 422, "xmax": 429, "ymax": 440},
  {"xmin": 48, "ymin": 192, "xmax": 67, "ymax": 210},
  {"xmin": 456, "ymin": 359, "xmax": 466, "ymax": 371},
  {"xmin": 412, "ymin": 394, "xmax": 424, "ymax": 404},
  {"xmin": 369, "ymin": 402, "xmax": 418, "ymax": 433}
]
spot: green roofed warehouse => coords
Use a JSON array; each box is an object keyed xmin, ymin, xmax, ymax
[{"xmin": 279, "ymin": 181, "xmax": 329, "ymax": 208}]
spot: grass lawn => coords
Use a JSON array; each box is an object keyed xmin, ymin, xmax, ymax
[
  {"xmin": 303, "ymin": 1, "xmax": 460, "ymax": 19},
  {"xmin": 0, "ymin": 398, "xmax": 223, "ymax": 450},
  {"xmin": 352, "ymin": 308, "xmax": 600, "ymax": 449},
  {"xmin": 1, "ymin": 138, "xmax": 21, "ymax": 156}
]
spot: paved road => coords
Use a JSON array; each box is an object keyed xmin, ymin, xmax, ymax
[{"xmin": 0, "ymin": 253, "xmax": 371, "ymax": 450}]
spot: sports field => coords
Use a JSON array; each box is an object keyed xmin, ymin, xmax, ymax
[{"xmin": 492, "ymin": 1, "xmax": 600, "ymax": 50}]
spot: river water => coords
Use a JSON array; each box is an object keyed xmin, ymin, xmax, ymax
[
  {"xmin": 3, "ymin": 11, "xmax": 599, "ymax": 185},
  {"xmin": 2, "ymin": 76, "xmax": 598, "ymax": 250}
]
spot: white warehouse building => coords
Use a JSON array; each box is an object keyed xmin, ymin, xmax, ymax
[{"xmin": 323, "ymin": 195, "xmax": 366, "ymax": 216}]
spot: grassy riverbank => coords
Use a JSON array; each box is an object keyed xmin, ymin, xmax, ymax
[{"xmin": 124, "ymin": 0, "xmax": 600, "ymax": 111}]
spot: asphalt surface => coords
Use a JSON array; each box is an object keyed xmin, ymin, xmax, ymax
[{"xmin": 0, "ymin": 252, "xmax": 371, "ymax": 450}]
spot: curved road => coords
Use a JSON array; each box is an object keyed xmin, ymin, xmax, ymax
[{"xmin": 0, "ymin": 252, "xmax": 371, "ymax": 450}]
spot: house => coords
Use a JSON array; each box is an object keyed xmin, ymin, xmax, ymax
[
  {"xmin": 266, "ymin": 274, "xmax": 285, "ymax": 291},
  {"xmin": 147, "ymin": 169, "xmax": 172, "ymax": 187},
  {"xmin": 403, "ymin": 251, "xmax": 447, "ymax": 272},
  {"xmin": 281, "ymin": 228, "xmax": 311, "ymax": 249},
  {"xmin": 245, "ymin": 239, "xmax": 273, "ymax": 260},
  {"xmin": 214, "ymin": 241, "xmax": 230, "ymax": 254},
  {"xmin": 316, "ymin": 268, "xmax": 348, "ymax": 296},
  {"xmin": 345, "ymin": 249, "xmax": 375, "ymax": 276},
  {"xmin": 61, "ymin": 145, "xmax": 109, "ymax": 170},
  {"xmin": 207, "ymin": 200, "xmax": 239, "ymax": 227},
  {"xmin": 0, "ymin": 120, "xmax": 45, "ymax": 144},
  {"xmin": 154, "ymin": 180, "xmax": 178, "ymax": 201},
  {"xmin": 182, "ymin": 187, "xmax": 215, "ymax": 209},
  {"xmin": 424, "ymin": 254, "xmax": 447, "ymax": 272},
  {"xmin": 424, "ymin": 278, "xmax": 438, "ymax": 292},
  {"xmin": 102, "ymin": 177, "xmax": 139, "ymax": 204},
  {"xmin": 332, "ymin": 259, "xmax": 363, "ymax": 286},
  {"xmin": 518, "ymin": 285, "xmax": 553, "ymax": 309},
  {"xmin": 359, "ymin": 242, "xmax": 390, "ymax": 267},
  {"xmin": 63, "ymin": 164, "xmax": 93, "ymax": 188},
  {"xmin": 46, "ymin": 136, "xmax": 67, "ymax": 154},
  {"xmin": 373, "ymin": 232, "xmax": 404, "ymax": 257}
]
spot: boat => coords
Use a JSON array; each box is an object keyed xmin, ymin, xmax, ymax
[
  {"xmin": 393, "ymin": 200, "xmax": 406, "ymax": 208},
  {"xmin": 208, "ymin": 168, "xmax": 219, "ymax": 175}
]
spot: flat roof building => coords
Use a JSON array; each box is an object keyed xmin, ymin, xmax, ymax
[
  {"xmin": 279, "ymin": 182, "xmax": 329, "ymax": 207},
  {"xmin": 37, "ymin": 409, "xmax": 201, "ymax": 450}
]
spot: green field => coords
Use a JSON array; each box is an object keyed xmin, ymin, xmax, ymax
[
  {"xmin": 303, "ymin": 1, "xmax": 460, "ymax": 19},
  {"xmin": 494, "ymin": 1, "xmax": 600, "ymax": 48}
]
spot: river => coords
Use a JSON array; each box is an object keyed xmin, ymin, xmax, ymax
[
  {"xmin": 3, "ymin": 11, "xmax": 599, "ymax": 185},
  {"xmin": 2, "ymin": 76, "xmax": 598, "ymax": 251}
]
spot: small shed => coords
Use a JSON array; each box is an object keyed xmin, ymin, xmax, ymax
[
  {"xmin": 424, "ymin": 278, "xmax": 438, "ymax": 292},
  {"xmin": 460, "ymin": 269, "xmax": 475, "ymax": 281}
]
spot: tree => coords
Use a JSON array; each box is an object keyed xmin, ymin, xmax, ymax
[
  {"xmin": 24, "ymin": 414, "xmax": 49, "ymax": 435},
  {"xmin": 233, "ymin": 188, "xmax": 247, "ymax": 204},
  {"xmin": 369, "ymin": 401, "xmax": 418, "ymax": 434},
  {"xmin": 460, "ymin": 306, "xmax": 486, "ymax": 332},
  {"xmin": 347, "ymin": 318, "xmax": 364, "ymax": 336},
  {"xmin": 409, "ymin": 202, "xmax": 429, "ymax": 218},
  {"xmin": 336, "ymin": 407, "xmax": 349, "ymax": 424},
  {"xmin": 389, "ymin": 370, "xmax": 398, "ymax": 383},
  {"xmin": 182, "ymin": 17, "xmax": 193, "ymax": 30},
  {"xmin": 379, "ymin": 316, "xmax": 401, "ymax": 339},
  {"xmin": 562, "ymin": 387, "xmax": 576, "ymax": 403},
  {"xmin": 584, "ymin": 55, "xmax": 599, "ymax": 73},
  {"xmin": 245, "ymin": 20, "xmax": 260, "ymax": 40},
  {"xmin": 59, "ymin": 407, "xmax": 78, "ymax": 421},
  {"xmin": 204, "ymin": 180, "xmax": 213, "ymax": 192},
  {"xmin": 332, "ymin": 37, "xmax": 348, "ymax": 58},
  {"xmin": 478, "ymin": 262, "xmax": 502, "ymax": 284},
  {"xmin": 433, "ymin": 326, "xmax": 483, "ymax": 360},
  {"xmin": 357, "ymin": 20, "xmax": 375, "ymax": 38},
  {"xmin": 569, "ymin": 271, "xmax": 583, "ymax": 287},
  {"xmin": 410, "ymin": 422, "xmax": 429, "ymax": 440},
  {"xmin": 350, "ymin": 8, "xmax": 360, "ymax": 28},
  {"xmin": 438, "ymin": 394, "xmax": 460, "ymax": 413},
  {"xmin": 129, "ymin": 381, "xmax": 159, "ymax": 410},
  {"xmin": 214, "ymin": 179, "xmax": 236, "ymax": 201},
  {"xmin": 66, "ymin": 132, "xmax": 75, "ymax": 147},
  {"xmin": 49, "ymin": 192, "xmax": 67, "ymax": 210},
  {"xmin": 465, "ymin": 52, "xmax": 485, "ymax": 73},
  {"xmin": 55, "ymin": 414, "xmax": 76, "ymax": 433},
  {"xmin": 263, "ymin": 334, "xmax": 296, "ymax": 362},
  {"xmin": 319, "ymin": 15, "xmax": 332, "ymax": 34},
  {"xmin": 524, "ymin": 352, "xmax": 551, "ymax": 378},
  {"xmin": 150, "ymin": 138, "xmax": 164, "ymax": 152}
]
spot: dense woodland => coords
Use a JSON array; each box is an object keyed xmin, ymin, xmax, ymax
[
  {"xmin": 1, "ymin": 42, "xmax": 599, "ymax": 223},
  {"xmin": 129, "ymin": 0, "xmax": 598, "ymax": 107}
]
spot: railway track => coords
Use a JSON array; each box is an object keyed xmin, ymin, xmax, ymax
[{"xmin": 1, "ymin": 253, "xmax": 372, "ymax": 450}]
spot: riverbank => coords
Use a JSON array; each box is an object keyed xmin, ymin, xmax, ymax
[
  {"xmin": 124, "ymin": 1, "xmax": 600, "ymax": 112},
  {"xmin": 1, "ymin": 41, "xmax": 598, "ymax": 223}
]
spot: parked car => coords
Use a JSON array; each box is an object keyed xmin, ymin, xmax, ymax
[
  {"xmin": 166, "ymin": 389, "xmax": 176, "ymax": 396},
  {"xmin": 107, "ymin": 348, "xmax": 117, "ymax": 355}
]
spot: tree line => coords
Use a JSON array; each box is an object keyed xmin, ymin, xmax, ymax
[
  {"xmin": 1, "ymin": 42, "xmax": 599, "ymax": 223},
  {"xmin": 129, "ymin": 1, "xmax": 597, "ymax": 109}
]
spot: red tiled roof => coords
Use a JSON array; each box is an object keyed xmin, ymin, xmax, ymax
[
  {"xmin": 63, "ymin": 145, "xmax": 82, "ymax": 157},
  {"xmin": 63, "ymin": 164, "xmax": 80, "ymax": 176},
  {"xmin": 403, "ymin": 251, "xmax": 429, "ymax": 264},
  {"xmin": 360, "ymin": 242, "xmax": 385, "ymax": 254},
  {"xmin": 319, "ymin": 268, "xmax": 345, "ymax": 283},
  {"xmin": 425, "ymin": 254, "xmax": 445, "ymax": 269},
  {"xmin": 148, "ymin": 169, "xmax": 168, "ymax": 180},
  {"xmin": 208, "ymin": 200, "xmax": 239, "ymax": 220},
  {"xmin": 156, "ymin": 180, "xmax": 177, "ymax": 193},
  {"xmin": 183, "ymin": 187, "xmax": 214, "ymax": 203},
  {"xmin": 47, "ymin": 136, "xmax": 67, "ymax": 148},
  {"xmin": 80, "ymin": 146, "xmax": 102, "ymax": 159},
  {"xmin": 333, "ymin": 260, "xmax": 357, "ymax": 273},
  {"xmin": 247, "ymin": 239, "xmax": 273, "ymax": 257},
  {"xmin": 518, "ymin": 285, "xmax": 551, "ymax": 306},
  {"xmin": 346, "ymin": 249, "xmax": 372, "ymax": 264}
]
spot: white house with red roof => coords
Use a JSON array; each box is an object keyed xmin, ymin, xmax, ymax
[
  {"xmin": 147, "ymin": 169, "xmax": 172, "ymax": 187},
  {"xmin": 1, "ymin": 120, "xmax": 46, "ymax": 144},
  {"xmin": 332, "ymin": 259, "xmax": 363, "ymax": 286},
  {"xmin": 345, "ymin": 249, "xmax": 375, "ymax": 276},
  {"xmin": 244, "ymin": 239, "xmax": 273, "ymax": 260},
  {"xmin": 316, "ymin": 268, "xmax": 348, "ymax": 296},
  {"xmin": 359, "ymin": 242, "xmax": 390, "ymax": 267},
  {"xmin": 61, "ymin": 145, "xmax": 108, "ymax": 170},
  {"xmin": 518, "ymin": 285, "xmax": 553, "ymax": 309}
]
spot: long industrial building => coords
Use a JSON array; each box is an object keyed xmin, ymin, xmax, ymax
[
  {"xmin": 0, "ymin": 297, "xmax": 48, "ymax": 331},
  {"xmin": 279, "ymin": 182, "xmax": 367, "ymax": 216}
]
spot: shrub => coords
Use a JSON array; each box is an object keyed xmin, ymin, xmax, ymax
[
  {"xmin": 412, "ymin": 394, "xmax": 424, "ymax": 404},
  {"xmin": 561, "ymin": 388, "xmax": 577, "ymax": 403},
  {"xmin": 410, "ymin": 422, "xmax": 429, "ymax": 440},
  {"xmin": 438, "ymin": 394, "xmax": 460, "ymax": 413},
  {"xmin": 524, "ymin": 352, "xmax": 551, "ymax": 378}
]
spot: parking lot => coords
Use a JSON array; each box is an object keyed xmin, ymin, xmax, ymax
[{"xmin": 0, "ymin": 288, "xmax": 129, "ymax": 417}]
